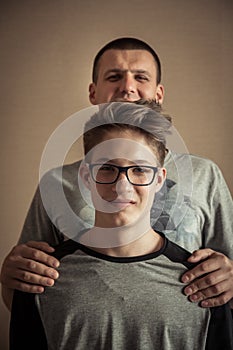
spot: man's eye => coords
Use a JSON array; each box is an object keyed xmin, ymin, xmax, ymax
[
  {"xmin": 136, "ymin": 75, "xmax": 149, "ymax": 81},
  {"xmin": 106, "ymin": 74, "xmax": 121, "ymax": 82}
]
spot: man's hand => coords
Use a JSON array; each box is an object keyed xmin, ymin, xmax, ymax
[
  {"xmin": 182, "ymin": 249, "xmax": 233, "ymax": 308},
  {"xmin": 1, "ymin": 241, "xmax": 60, "ymax": 294}
]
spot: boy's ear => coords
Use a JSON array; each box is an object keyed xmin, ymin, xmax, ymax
[
  {"xmin": 79, "ymin": 164, "xmax": 91, "ymax": 190},
  {"xmin": 154, "ymin": 168, "xmax": 166, "ymax": 193}
]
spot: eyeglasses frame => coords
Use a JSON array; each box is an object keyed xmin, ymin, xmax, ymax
[{"xmin": 87, "ymin": 163, "xmax": 159, "ymax": 186}]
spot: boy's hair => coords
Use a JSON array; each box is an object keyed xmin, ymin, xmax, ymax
[
  {"xmin": 92, "ymin": 37, "xmax": 162, "ymax": 85},
  {"xmin": 83, "ymin": 100, "xmax": 171, "ymax": 166}
]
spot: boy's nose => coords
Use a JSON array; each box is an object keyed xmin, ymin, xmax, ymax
[{"xmin": 113, "ymin": 174, "xmax": 134, "ymax": 194}]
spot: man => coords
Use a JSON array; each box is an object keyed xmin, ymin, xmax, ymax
[
  {"xmin": 10, "ymin": 102, "xmax": 233, "ymax": 349},
  {"xmin": 1, "ymin": 37, "xmax": 233, "ymax": 311}
]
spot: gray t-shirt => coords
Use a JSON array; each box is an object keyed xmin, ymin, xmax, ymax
[
  {"xmin": 10, "ymin": 234, "xmax": 233, "ymax": 350},
  {"xmin": 37, "ymin": 237, "xmax": 210, "ymax": 350}
]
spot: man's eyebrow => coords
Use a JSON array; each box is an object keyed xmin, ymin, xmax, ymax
[{"xmin": 103, "ymin": 69, "xmax": 151, "ymax": 77}]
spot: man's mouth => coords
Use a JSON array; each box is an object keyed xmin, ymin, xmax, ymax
[{"xmin": 111, "ymin": 97, "xmax": 139, "ymax": 103}]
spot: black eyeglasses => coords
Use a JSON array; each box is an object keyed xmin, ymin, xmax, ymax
[{"xmin": 88, "ymin": 163, "xmax": 158, "ymax": 186}]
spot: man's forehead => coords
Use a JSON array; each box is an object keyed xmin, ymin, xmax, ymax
[{"xmin": 98, "ymin": 49, "xmax": 157, "ymax": 72}]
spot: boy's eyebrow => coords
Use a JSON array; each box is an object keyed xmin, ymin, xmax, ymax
[
  {"xmin": 89, "ymin": 157, "xmax": 109, "ymax": 163},
  {"xmin": 133, "ymin": 160, "xmax": 154, "ymax": 165},
  {"xmin": 89, "ymin": 158, "xmax": 155, "ymax": 165}
]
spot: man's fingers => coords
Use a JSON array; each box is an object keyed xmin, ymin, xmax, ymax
[
  {"xmin": 0, "ymin": 242, "xmax": 60, "ymax": 292},
  {"xmin": 183, "ymin": 274, "xmax": 233, "ymax": 307},
  {"xmin": 18, "ymin": 259, "xmax": 59, "ymax": 280},
  {"xmin": 23, "ymin": 248, "xmax": 59, "ymax": 268},
  {"xmin": 8, "ymin": 244, "xmax": 60, "ymax": 268},
  {"xmin": 182, "ymin": 251, "xmax": 229, "ymax": 283},
  {"xmin": 187, "ymin": 248, "xmax": 214, "ymax": 263},
  {"xmin": 26, "ymin": 241, "xmax": 55, "ymax": 253},
  {"xmin": 184, "ymin": 278, "xmax": 229, "ymax": 301},
  {"xmin": 181, "ymin": 249, "xmax": 233, "ymax": 308},
  {"xmin": 7, "ymin": 279, "xmax": 46, "ymax": 294},
  {"xmin": 183, "ymin": 268, "xmax": 225, "ymax": 293},
  {"xmin": 17, "ymin": 283, "xmax": 45, "ymax": 294},
  {"xmin": 199, "ymin": 291, "xmax": 232, "ymax": 308},
  {"xmin": 3, "ymin": 265, "xmax": 58, "ymax": 291},
  {"xmin": 4, "ymin": 256, "xmax": 59, "ymax": 282}
]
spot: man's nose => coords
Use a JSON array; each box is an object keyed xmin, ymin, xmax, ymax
[{"xmin": 119, "ymin": 73, "xmax": 136, "ymax": 94}]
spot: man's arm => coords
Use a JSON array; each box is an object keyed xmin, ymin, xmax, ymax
[
  {"xmin": 182, "ymin": 163, "xmax": 233, "ymax": 307},
  {"xmin": 1, "ymin": 241, "xmax": 59, "ymax": 311},
  {"xmin": 1, "ymin": 181, "xmax": 62, "ymax": 311}
]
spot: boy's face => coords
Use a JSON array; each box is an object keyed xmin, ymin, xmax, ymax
[
  {"xmin": 89, "ymin": 49, "xmax": 164, "ymax": 105},
  {"xmin": 81, "ymin": 130, "xmax": 166, "ymax": 228}
]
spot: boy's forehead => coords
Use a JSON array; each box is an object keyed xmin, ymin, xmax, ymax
[{"xmin": 88, "ymin": 137, "xmax": 158, "ymax": 165}]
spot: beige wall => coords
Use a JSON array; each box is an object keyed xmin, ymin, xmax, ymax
[{"xmin": 1, "ymin": 1, "xmax": 232, "ymax": 348}]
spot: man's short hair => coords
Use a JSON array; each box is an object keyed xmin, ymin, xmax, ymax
[{"xmin": 92, "ymin": 37, "xmax": 162, "ymax": 85}]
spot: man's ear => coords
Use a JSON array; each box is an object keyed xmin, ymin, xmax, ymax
[
  {"xmin": 155, "ymin": 84, "xmax": 165, "ymax": 105},
  {"xmin": 154, "ymin": 167, "xmax": 166, "ymax": 193},
  {"xmin": 80, "ymin": 164, "xmax": 91, "ymax": 190},
  {"xmin": 89, "ymin": 83, "xmax": 97, "ymax": 105}
]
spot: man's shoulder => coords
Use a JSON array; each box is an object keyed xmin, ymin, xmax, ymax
[
  {"xmin": 40, "ymin": 160, "xmax": 82, "ymax": 185},
  {"xmin": 50, "ymin": 160, "xmax": 81, "ymax": 176},
  {"xmin": 168, "ymin": 151, "xmax": 218, "ymax": 167},
  {"xmin": 187, "ymin": 153, "xmax": 220, "ymax": 170},
  {"xmin": 166, "ymin": 151, "xmax": 222, "ymax": 177}
]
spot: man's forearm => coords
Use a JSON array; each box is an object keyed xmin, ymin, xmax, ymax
[{"xmin": 1, "ymin": 285, "xmax": 13, "ymax": 311}]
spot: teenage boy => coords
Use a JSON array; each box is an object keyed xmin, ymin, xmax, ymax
[
  {"xmin": 1, "ymin": 38, "xmax": 233, "ymax": 311},
  {"xmin": 10, "ymin": 102, "xmax": 233, "ymax": 350}
]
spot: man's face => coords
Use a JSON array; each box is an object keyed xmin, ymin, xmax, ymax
[{"xmin": 89, "ymin": 49, "xmax": 164, "ymax": 105}]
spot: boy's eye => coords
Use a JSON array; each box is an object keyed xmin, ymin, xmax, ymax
[
  {"xmin": 132, "ymin": 167, "xmax": 154, "ymax": 175},
  {"xmin": 133, "ymin": 166, "xmax": 148, "ymax": 173},
  {"xmin": 99, "ymin": 165, "xmax": 115, "ymax": 171}
]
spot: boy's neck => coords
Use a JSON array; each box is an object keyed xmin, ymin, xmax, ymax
[{"xmin": 80, "ymin": 227, "xmax": 164, "ymax": 258}]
